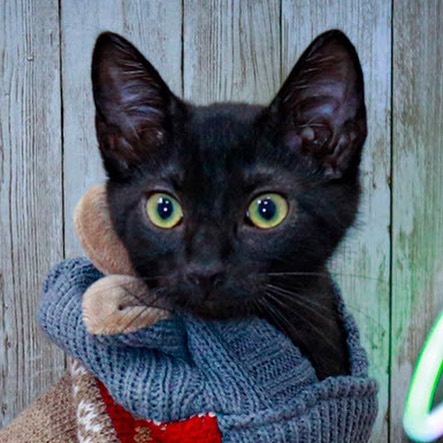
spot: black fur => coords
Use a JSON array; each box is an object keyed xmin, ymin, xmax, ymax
[{"xmin": 91, "ymin": 30, "xmax": 367, "ymax": 379}]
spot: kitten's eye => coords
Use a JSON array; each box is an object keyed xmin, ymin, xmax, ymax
[
  {"xmin": 146, "ymin": 193, "xmax": 183, "ymax": 229},
  {"xmin": 246, "ymin": 193, "xmax": 288, "ymax": 229}
]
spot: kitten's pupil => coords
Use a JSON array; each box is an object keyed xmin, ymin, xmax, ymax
[
  {"xmin": 258, "ymin": 198, "xmax": 276, "ymax": 221},
  {"xmin": 157, "ymin": 197, "xmax": 173, "ymax": 220}
]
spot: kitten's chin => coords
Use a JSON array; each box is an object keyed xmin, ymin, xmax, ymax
[
  {"xmin": 177, "ymin": 297, "xmax": 253, "ymax": 321},
  {"xmin": 165, "ymin": 282, "xmax": 259, "ymax": 320}
]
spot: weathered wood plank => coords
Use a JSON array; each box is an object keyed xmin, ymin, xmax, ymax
[
  {"xmin": 183, "ymin": 0, "xmax": 281, "ymax": 104},
  {"xmin": 62, "ymin": 0, "xmax": 182, "ymax": 257},
  {"xmin": 0, "ymin": 0, "xmax": 64, "ymax": 427},
  {"xmin": 281, "ymin": 2, "xmax": 391, "ymax": 441},
  {"xmin": 4, "ymin": 2, "xmax": 443, "ymax": 439},
  {"xmin": 392, "ymin": 1, "xmax": 443, "ymax": 441}
]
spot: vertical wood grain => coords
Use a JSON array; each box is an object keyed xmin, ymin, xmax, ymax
[
  {"xmin": 183, "ymin": 0, "xmax": 281, "ymax": 104},
  {"xmin": 392, "ymin": 1, "xmax": 443, "ymax": 441},
  {"xmin": 2, "ymin": 1, "xmax": 443, "ymax": 439},
  {"xmin": 0, "ymin": 0, "xmax": 64, "ymax": 427},
  {"xmin": 61, "ymin": 0, "xmax": 182, "ymax": 257},
  {"xmin": 281, "ymin": 2, "xmax": 391, "ymax": 441}
]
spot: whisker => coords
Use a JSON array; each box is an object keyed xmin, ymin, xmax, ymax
[
  {"xmin": 122, "ymin": 286, "xmax": 174, "ymax": 331},
  {"xmin": 258, "ymin": 295, "xmax": 303, "ymax": 342},
  {"xmin": 265, "ymin": 284, "xmax": 333, "ymax": 318},
  {"xmin": 265, "ymin": 282, "xmax": 386, "ymax": 332},
  {"xmin": 265, "ymin": 283, "xmax": 330, "ymax": 310},
  {"xmin": 263, "ymin": 270, "xmax": 390, "ymax": 287},
  {"xmin": 263, "ymin": 271, "xmax": 328, "ymax": 277},
  {"xmin": 265, "ymin": 286, "xmax": 336, "ymax": 328},
  {"xmin": 264, "ymin": 290, "xmax": 342, "ymax": 352}
]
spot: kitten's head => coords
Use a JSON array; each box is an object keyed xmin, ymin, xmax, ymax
[{"xmin": 91, "ymin": 30, "xmax": 366, "ymax": 319}]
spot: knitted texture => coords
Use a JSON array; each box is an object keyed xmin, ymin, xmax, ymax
[
  {"xmin": 98, "ymin": 379, "xmax": 222, "ymax": 442},
  {"xmin": 38, "ymin": 258, "xmax": 378, "ymax": 442},
  {"xmin": 0, "ymin": 374, "xmax": 78, "ymax": 443},
  {"xmin": 70, "ymin": 358, "xmax": 120, "ymax": 442}
]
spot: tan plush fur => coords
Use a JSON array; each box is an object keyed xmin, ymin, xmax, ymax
[
  {"xmin": 83, "ymin": 275, "xmax": 170, "ymax": 335},
  {"xmin": 74, "ymin": 184, "xmax": 134, "ymax": 276},
  {"xmin": 74, "ymin": 184, "xmax": 170, "ymax": 335},
  {"xmin": 0, "ymin": 374, "xmax": 78, "ymax": 443},
  {"xmin": 0, "ymin": 359, "xmax": 122, "ymax": 443}
]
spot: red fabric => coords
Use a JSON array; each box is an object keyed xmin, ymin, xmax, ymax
[{"xmin": 98, "ymin": 380, "xmax": 223, "ymax": 443}]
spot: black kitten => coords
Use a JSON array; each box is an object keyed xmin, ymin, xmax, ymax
[{"xmin": 91, "ymin": 30, "xmax": 367, "ymax": 380}]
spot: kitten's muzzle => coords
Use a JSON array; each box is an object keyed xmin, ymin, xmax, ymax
[{"xmin": 186, "ymin": 263, "xmax": 225, "ymax": 299}]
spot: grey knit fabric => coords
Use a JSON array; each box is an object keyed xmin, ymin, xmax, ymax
[{"xmin": 38, "ymin": 258, "xmax": 378, "ymax": 442}]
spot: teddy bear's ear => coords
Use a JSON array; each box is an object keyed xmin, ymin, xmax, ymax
[{"xmin": 74, "ymin": 184, "xmax": 134, "ymax": 276}]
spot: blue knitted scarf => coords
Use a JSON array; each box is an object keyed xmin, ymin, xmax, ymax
[{"xmin": 38, "ymin": 258, "xmax": 378, "ymax": 442}]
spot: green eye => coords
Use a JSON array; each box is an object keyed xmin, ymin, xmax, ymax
[
  {"xmin": 247, "ymin": 193, "xmax": 289, "ymax": 229},
  {"xmin": 146, "ymin": 193, "xmax": 183, "ymax": 229}
]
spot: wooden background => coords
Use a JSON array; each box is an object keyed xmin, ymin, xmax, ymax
[{"xmin": 0, "ymin": 1, "xmax": 442, "ymax": 441}]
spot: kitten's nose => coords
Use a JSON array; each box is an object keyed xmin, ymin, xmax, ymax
[{"xmin": 187, "ymin": 264, "xmax": 224, "ymax": 295}]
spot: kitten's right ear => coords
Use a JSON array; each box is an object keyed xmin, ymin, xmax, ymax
[{"xmin": 92, "ymin": 32, "xmax": 184, "ymax": 180}]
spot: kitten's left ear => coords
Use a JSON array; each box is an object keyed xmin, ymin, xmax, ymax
[
  {"xmin": 268, "ymin": 30, "xmax": 367, "ymax": 179},
  {"xmin": 92, "ymin": 32, "xmax": 185, "ymax": 180}
]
